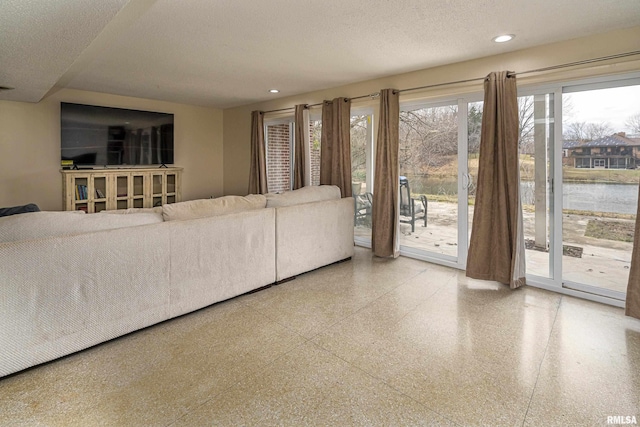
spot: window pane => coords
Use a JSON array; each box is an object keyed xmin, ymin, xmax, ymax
[
  {"xmin": 399, "ymin": 104, "xmax": 458, "ymax": 257},
  {"xmin": 266, "ymin": 123, "xmax": 291, "ymax": 193},
  {"xmin": 352, "ymin": 114, "xmax": 373, "ymax": 240},
  {"xmin": 561, "ymin": 84, "xmax": 640, "ymax": 294},
  {"xmin": 310, "ymin": 120, "xmax": 321, "ymax": 186},
  {"xmin": 351, "ymin": 115, "xmax": 369, "ymax": 195},
  {"xmin": 519, "ymin": 94, "xmax": 553, "ymax": 279},
  {"xmin": 468, "ymin": 101, "xmax": 483, "ymax": 244}
]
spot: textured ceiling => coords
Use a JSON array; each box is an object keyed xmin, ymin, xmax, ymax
[
  {"xmin": 0, "ymin": 0, "xmax": 129, "ymax": 102},
  {"xmin": 1, "ymin": 0, "xmax": 639, "ymax": 108}
]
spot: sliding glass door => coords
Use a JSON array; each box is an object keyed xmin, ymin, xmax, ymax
[
  {"xmin": 494, "ymin": 78, "xmax": 637, "ymax": 303},
  {"xmin": 559, "ymin": 80, "xmax": 640, "ymax": 299},
  {"xmin": 398, "ymin": 101, "xmax": 461, "ymax": 264},
  {"xmin": 350, "ymin": 73, "xmax": 639, "ymax": 305}
]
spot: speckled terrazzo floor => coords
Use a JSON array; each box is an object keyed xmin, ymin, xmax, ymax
[{"xmin": 1, "ymin": 247, "xmax": 639, "ymax": 426}]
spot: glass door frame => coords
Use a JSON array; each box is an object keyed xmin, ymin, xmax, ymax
[
  {"xmin": 351, "ymin": 106, "xmax": 376, "ymax": 248},
  {"xmin": 556, "ymin": 75, "xmax": 638, "ymax": 304},
  {"xmin": 511, "ymin": 84, "xmax": 562, "ymax": 293},
  {"xmin": 457, "ymin": 95, "xmax": 483, "ymax": 270},
  {"xmin": 507, "ymin": 82, "xmax": 626, "ymax": 307},
  {"xmin": 518, "ymin": 73, "xmax": 640, "ymax": 308},
  {"xmin": 369, "ymin": 72, "xmax": 638, "ymax": 309},
  {"xmin": 397, "ymin": 96, "xmax": 480, "ymax": 270}
]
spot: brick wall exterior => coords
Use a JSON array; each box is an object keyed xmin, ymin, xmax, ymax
[
  {"xmin": 266, "ymin": 121, "xmax": 322, "ymax": 191},
  {"xmin": 266, "ymin": 124, "xmax": 291, "ymax": 193}
]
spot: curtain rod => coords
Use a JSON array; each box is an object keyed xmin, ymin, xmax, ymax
[
  {"xmin": 396, "ymin": 50, "xmax": 640, "ymax": 95},
  {"xmin": 262, "ymin": 94, "xmax": 376, "ymax": 114},
  {"xmin": 262, "ymin": 50, "xmax": 640, "ymax": 114}
]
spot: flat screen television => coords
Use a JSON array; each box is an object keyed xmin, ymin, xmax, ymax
[{"xmin": 61, "ymin": 102, "xmax": 174, "ymax": 167}]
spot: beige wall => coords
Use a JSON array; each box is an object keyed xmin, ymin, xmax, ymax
[
  {"xmin": 0, "ymin": 88, "xmax": 223, "ymax": 211},
  {"xmin": 223, "ymin": 26, "xmax": 640, "ymax": 196}
]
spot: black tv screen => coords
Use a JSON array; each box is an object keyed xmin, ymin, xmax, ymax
[{"xmin": 61, "ymin": 103, "xmax": 174, "ymax": 167}]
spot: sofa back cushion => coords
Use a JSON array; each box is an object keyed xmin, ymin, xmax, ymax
[
  {"xmin": 162, "ymin": 194, "xmax": 267, "ymax": 221},
  {"xmin": 265, "ymin": 185, "xmax": 341, "ymax": 208},
  {"xmin": 99, "ymin": 207, "xmax": 163, "ymax": 215},
  {"xmin": 0, "ymin": 211, "xmax": 163, "ymax": 243}
]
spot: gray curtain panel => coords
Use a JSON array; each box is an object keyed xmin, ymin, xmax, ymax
[
  {"xmin": 466, "ymin": 72, "xmax": 526, "ymax": 288},
  {"xmin": 248, "ymin": 111, "xmax": 268, "ymax": 195},
  {"xmin": 626, "ymin": 185, "xmax": 640, "ymax": 319},
  {"xmin": 320, "ymin": 98, "xmax": 352, "ymax": 197},
  {"xmin": 293, "ymin": 105, "xmax": 307, "ymax": 190},
  {"xmin": 372, "ymin": 89, "xmax": 400, "ymax": 258}
]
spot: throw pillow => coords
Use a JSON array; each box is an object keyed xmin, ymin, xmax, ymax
[{"xmin": 0, "ymin": 203, "xmax": 40, "ymax": 217}]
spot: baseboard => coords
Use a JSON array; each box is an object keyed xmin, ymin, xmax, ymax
[{"xmin": 275, "ymin": 276, "xmax": 297, "ymax": 285}]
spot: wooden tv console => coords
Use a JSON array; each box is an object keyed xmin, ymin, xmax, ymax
[{"xmin": 61, "ymin": 167, "xmax": 182, "ymax": 212}]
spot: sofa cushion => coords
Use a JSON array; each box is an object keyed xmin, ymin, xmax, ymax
[
  {"xmin": 265, "ymin": 185, "xmax": 341, "ymax": 208},
  {"xmin": 0, "ymin": 211, "xmax": 163, "ymax": 243},
  {"xmin": 99, "ymin": 207, "xmax": 163, "ymax": 215},
  {"xmin": 161, "ymin": 195, "xmax": 267, "ymax": 221}
]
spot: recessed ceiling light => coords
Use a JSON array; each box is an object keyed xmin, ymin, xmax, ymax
[
  {"xmin": 269, "ymin": 89, "xmax": 279, "ymax": 93},
  {"xmin": 492, "ymin": 34, "xmax": 514, "ymax": 43}
]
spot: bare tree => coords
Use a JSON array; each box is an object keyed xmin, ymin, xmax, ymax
[
  {"xmin": 466, "ymin": 98, "xmax": 535, "ymax": 155},
  {"xmin": 310, "ymin": 120, "xmax": 321, "ymax": 149},
  {"xmin": 467, "ymin": 103, "xmax": 482, "ymax": 155},
  {"xmin": 308, "ymin": 120, "xmax": 323, "ymax": 186},
  {"xmin": 399, "ymin": 106, "xmax": 458, "ymax": 173},
  {"xmin": 563, "ymin": 121, "xmax": 613, "ymax": 141},
  {"xmin": 564, "ymin": 121, "xmax": 586, "ymax": 141},
  {"xmin": 518, "ymin": 96, "xmax": 535, "ymax": 153},
  {"xmin": 350, "ymin": 115, "xmax": 368, "ymax": 180},
  {"xmin": 561, "ymin": 94, "xmax": 576, "ymax": 123},
  {"xmin": 586, "ymin": 122, "xmax": 613, "ymax": 139},
  {"xmin": 625, "ymin": 112, "xmax": 640, "ymax": 134}
]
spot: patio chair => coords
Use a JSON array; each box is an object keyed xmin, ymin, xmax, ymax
[
  {"xmin": 354, "ymin": 192, "xmax": 373, "ymax": 226},
  {"xmin": 399, "ymin": 176, "xmax": 427, "ymax": 232}
]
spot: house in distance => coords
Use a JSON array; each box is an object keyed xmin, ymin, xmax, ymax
[{"xmin": 563, "ymin": 132, "xmax": 640, "ymax": 169}]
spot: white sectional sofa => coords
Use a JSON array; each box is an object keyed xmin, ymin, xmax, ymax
[{"xmin": 0, "ymin": 185, "xmax": 354, "ymax": 377}]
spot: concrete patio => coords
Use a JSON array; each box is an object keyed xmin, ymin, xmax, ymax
[{"xmin": 355, "ymin": 201, "xmax": 633, "ymax": 294}]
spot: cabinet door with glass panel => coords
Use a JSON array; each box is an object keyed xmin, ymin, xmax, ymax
[
  {"xmin": 151, "ymin": 171, "xmax": 180, "ymax": 207},
  {"xmin": 114, "ymin": 172, "xmax": 146, "ymax": 209}
]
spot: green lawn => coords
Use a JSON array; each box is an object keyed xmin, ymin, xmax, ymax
[{"xmin": 562, "ymin": 166, "xmax": 640, "ymax": 184}]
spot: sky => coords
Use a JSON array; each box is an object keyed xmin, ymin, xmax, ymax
[{"xmin": 563, "ymin": 84, "xmax": 640, "ymax": 135}]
